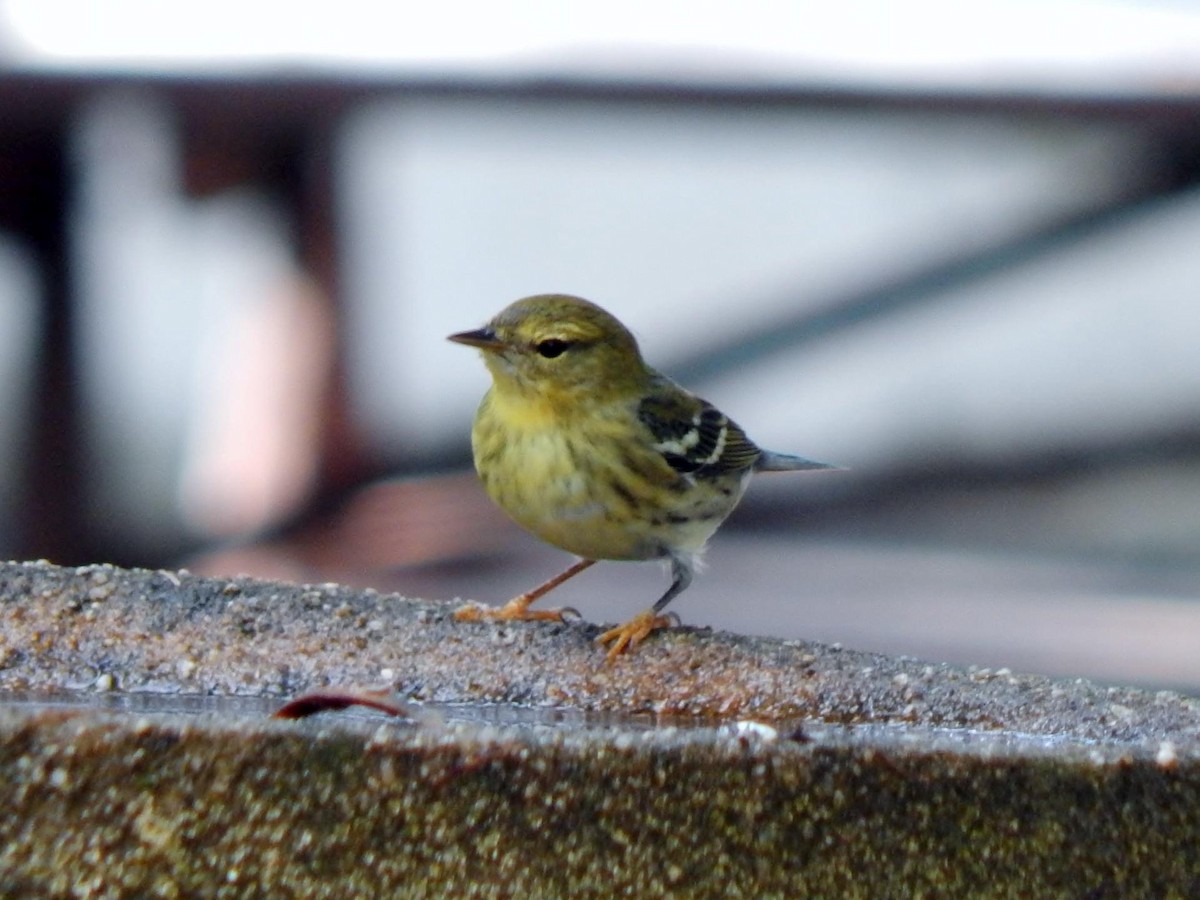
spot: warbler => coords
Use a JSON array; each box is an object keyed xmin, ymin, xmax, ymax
[{"xmin": 449, "ymin": 294, "xmax": 834, "ymax": 658}]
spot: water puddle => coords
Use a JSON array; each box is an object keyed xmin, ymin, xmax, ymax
[{"xmin": 0, "ymin": 689, "xmax": 1137, "ymax": 762}]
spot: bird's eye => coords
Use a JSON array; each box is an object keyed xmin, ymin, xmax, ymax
[{"xmin": 535, "ymin": 339, "xmax": 572, "ymax": 359}]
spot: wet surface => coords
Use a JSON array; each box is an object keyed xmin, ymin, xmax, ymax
[{"xmin": 0, "ymin": 689, "xmax": 1181, "ymax": 764}]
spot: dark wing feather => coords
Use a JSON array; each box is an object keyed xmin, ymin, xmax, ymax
[{"xmin": 638, "ymin": 388, "xmax": 761, "ymax": 476}]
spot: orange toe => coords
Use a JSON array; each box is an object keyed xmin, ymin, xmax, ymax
[
  {"xmin": 596, "ymin": 609, "xmax": 673, "ymax": 660},
  {"xmin": 453, "ymin": 596, "xmax": 565, "ymax": 623}
]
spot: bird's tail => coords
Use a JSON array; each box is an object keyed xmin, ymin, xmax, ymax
[{"xmin": 755, "ymin": 450, "xmax": 842, "ymax": 472}]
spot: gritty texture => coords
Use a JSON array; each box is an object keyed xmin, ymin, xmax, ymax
[
  {"xmin": 1, "ymin": 707, "xmax": 1199, "ymax": 897},
  {"xmin": 2, "ymin": 560, "xmax": 1200, "ymax": 895},
  {"xmin": 2, "ymin": 560, "xmax": 1200, "ymax": 739}
]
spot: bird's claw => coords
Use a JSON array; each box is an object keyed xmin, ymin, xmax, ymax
[
  {"xmin": 453, "ymin": 598, "xmax": 567, "ymax": 623},
  {"xmin": 596, "ymin": 609, "xmax": 674, "ymax": 660}
]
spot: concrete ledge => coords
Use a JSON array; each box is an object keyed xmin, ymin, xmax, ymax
[{"xmin": 1, "ymin": 560, "xmax": 1199, "ymax": 894}]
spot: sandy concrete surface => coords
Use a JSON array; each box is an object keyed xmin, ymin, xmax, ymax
[{"xmin": 1, "ymin": 560, "xmax": 1198, "ymax": 895}]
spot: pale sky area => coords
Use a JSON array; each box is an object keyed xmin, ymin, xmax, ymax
[{"xmin": 3, "ymin": 0, "xmax": 1200, "ymax": 92}]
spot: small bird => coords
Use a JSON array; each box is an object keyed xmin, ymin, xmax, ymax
[{"xmin": 449, "ymin": 294, "xmax": 834, "ymax": 658}]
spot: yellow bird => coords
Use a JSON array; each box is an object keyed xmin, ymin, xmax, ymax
[{"xmin": 449, "ymin": 294, "xmax": 834, "ymax": 658}]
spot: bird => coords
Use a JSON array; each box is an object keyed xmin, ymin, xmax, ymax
[{"xmin": 448, "ymin": 294, "xmax": 835, "ymax": 659}]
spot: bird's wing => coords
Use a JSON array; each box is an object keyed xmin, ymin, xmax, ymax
[{"xmin": 637, "ymin": 385, "xmax": 761, "ymax": 476}]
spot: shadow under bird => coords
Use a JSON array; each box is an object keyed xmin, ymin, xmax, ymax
[{"xmin": 449, "ymin": 294, "xmax": 836, "ymax": 658}]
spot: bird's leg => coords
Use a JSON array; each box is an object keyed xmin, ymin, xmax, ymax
[
  {"xmin": 597, "ymin": 555, "xmax": 693, "ymax": 659},
  {"xmin": 454, "ymin": 558, "xmax": 596, "ymax": 622}
]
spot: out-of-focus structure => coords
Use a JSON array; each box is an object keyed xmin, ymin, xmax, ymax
[{"xmin": 2, "ymin": 2, "xmax": 1200, "ymax": 688}]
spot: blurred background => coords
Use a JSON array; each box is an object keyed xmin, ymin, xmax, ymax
[{"xmin": 2, "ymin": 0, "xmax": 1200, "ymax": 690}]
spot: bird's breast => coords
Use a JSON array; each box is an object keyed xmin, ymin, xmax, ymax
[{"xmin": 471, "ymin": 391, "xmax": 750, "ymax": 562}]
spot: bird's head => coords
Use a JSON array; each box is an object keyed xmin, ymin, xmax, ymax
[{"xmin": 449, "ymin": 294, "xmax": 651, "ymax": 407}]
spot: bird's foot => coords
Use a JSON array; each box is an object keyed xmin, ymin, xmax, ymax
[
  {"xmin": 453, "ymin": 595, "xmax": 567, "ymax": 623},
  {"xmin": 596, "ymin": 609, "xmax": 674, "ymax": 660},
  {"xmin": 454, "ymin": 559, "xmax": 595, "ymax": 624}
]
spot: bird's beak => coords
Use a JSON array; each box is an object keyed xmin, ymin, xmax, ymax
[{"xmin": 448, "ymin": 327, "xmax": 504, "ymax": 351}]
